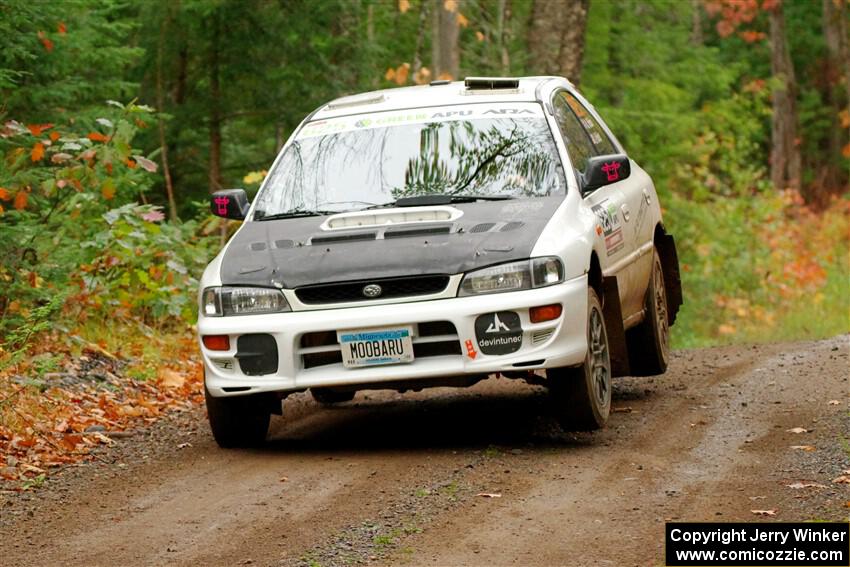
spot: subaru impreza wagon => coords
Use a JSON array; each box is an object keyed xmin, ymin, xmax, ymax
[{"xmin": 198, "ymin": 76, "xmax": 683, "ymax": 447}]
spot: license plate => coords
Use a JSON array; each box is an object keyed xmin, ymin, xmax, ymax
[{"xmin": 337, "ymin": 327, "xmax": 414, "ymax": 368}]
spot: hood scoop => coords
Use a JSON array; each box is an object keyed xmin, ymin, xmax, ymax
[
  {"xmin": 311, "ymin": 232, "xmax": 377, "ymax": 245},
  {"xmin": 384, "ymin": 225, "xmax": 452, "ymax": 238},
  {"xmin": 320, "ymin": 205, "xmax": 463, "ymax": 230}
]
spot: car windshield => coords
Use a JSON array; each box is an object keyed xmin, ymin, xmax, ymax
[{"xmin": 253, "ymin": 103, "xmax": 566, "ymax": 218}]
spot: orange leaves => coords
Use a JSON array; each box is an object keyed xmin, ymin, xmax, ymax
[
  {"xmin": 842, "ymin": 143, "xmax": 850, "ymax": 159},
  {"xmin": 0, "ymin": 187, "xmax": 10, "ymax": 201},
  {"xmin": 49, "ymin": 131, "xmax": 60, "ymax": 142},
  {"xmin": 37, "ymin": 31, "xmax": 54, "ymax": 52},
  {"xmin": 57, "ymin": 22, "xmax": 67, "ymax": 35},
  {"xmin": 738, "ymin": 30, "xmax": 765, "ymax": 43},
  {"xmin": 87, "ymin": 132, "xmax": 109, "ymax": 143},
  {"xmin": 703, "ymin": 0, "xmax": 768, "ymax": 40},
  {"xmin": 456, "ymin": 12, "xmax": 469, "ymax": 28},
  {"xmin": 398, "ymin": 0, "xmax": 410, "ymax": 13},
  {"xmin": 839, "ymin": 110, "xmax": 850, "ymax": 129},
  {"xmin": 101, "ymin": 179, "xmax": 116, "ymax": 200},
  {"xmin": 30, "ymin": 142, "xmax": 45, "ymax": 162},
  {"xmin": 13, "ymin": 190, "xmax": 28, "ymax": 210},
  {"xmin": 385, "ymin": 62, "xmax": 411, "ymax": 85},
  {"xmin": 27, "ymin": 123, "xmax": 53, "ymax": 136}
]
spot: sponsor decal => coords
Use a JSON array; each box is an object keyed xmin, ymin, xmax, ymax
[
  {"xmin": 296, "ymin": 103, "xmax": 545, "ymax": 140},
  {"xmin": 213, "ymin": 196, "xmax": 230, "ymax": 216},
  {"xmin": 475, "ymin": 311, "xmax": 522, "ymax": 355},
  {"xmin": 465, "ymin": 339, "xmax": 478, "ymax": 360},
  {"xmin": 601, "ymin": 161, "xmax": 621, "ymax": 182},
  {"xmin": 592, "ymin": 199, "xmax": 625, "ymax": 256}
]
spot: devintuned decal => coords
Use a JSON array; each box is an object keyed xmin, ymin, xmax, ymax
[
  {"xmin": 592, "ymin": 199, "xmax": 625, "ymax": 256},
  {"xmin": 475, "ymin": 311, "xmax": 522, "ymax": 356}
]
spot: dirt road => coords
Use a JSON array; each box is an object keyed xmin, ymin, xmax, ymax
[{"xmin": 1, "ymin": 336, "xmax": 848, "ymax": 567}]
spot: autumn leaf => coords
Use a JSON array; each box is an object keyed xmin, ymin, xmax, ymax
[
  {"xmin": 750, "ymin": 509, "xmax": 777, "ymax": 516},
  {"xmin": 13, "ymin": 190, "xmax": 28, "ymax": 210},
  {"xmin": 132, "ymin": 155, "xmax": 158, "ymax": 173},
  {"xmin": 88, "ymin": 132, "xmax": 109, "ymax": 143},
  {"xmin": 443, "ymin": 0, "xmax": 457, "ymax": 12},
  {"xmin": 51, "ymin": 153, "xmax": 72, "ymax": 164},
  {"xmin": 37, "ymin": 31, "xmax": 54, "ymax": 52},
  {"xmin": 456, "ymin": 12, "xmax": 469, "ymax": 28},
  {"xmin": 475, "ymin": 30, "xmax": 486, "ymax": 42},
  {"xmin": 57, "ymin": 22, "xmax": 67, "ymax": 35},
  {"xmin": 842, "ymin": 142, "xmax": 850, "ymax": 159},
  {"xmin": 125, "ymin": 158, "xmax": 137, "ymax": 169},
  {"xmin": 839, "ymin": 110, "xmax": 850, "ymax": 129},
  {"xmin": 413, "ymin": 66, "xmax": 432, "ymax": 85},
  {"xmin": 31, "ymin": 142, "xmax": 45, "ymax": 162},
  {"xmin": 393, "ymin": 62, "xmax": 410, "ymax": 85},
  {"xmin": 49, "ymin": 131, "xmax": 60, "ymax": 142},
  {"xmin": 101, "ymin": 179, "xmax": 116, "ymax": 200},
  {"xmin": 398, "ymin": 0, "xmax": 410, "ymax": 13},
  {"xmin": 385, "ymin": 67, "xmax": 396, "ymax": 82},
  {"xmin": 0, "ymin": 187, "xmax": 10, "ymax": 201},
  {"xmin": 786, "ymin": 427, "xmax": 808, "ymax": 434},
  {"xmin": 27, "ymin": 123, "xmax": 53, "ymax": 136}
]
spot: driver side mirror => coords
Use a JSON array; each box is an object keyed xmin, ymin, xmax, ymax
[
  {"xmin": 581, "ymin": 154, "xmax": 631, "ymax": 195},
  {"xmin": 210, "ymin": 189, "xmax": 250, "ymax": 220}
]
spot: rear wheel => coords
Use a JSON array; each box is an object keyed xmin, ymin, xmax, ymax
[
  {"xmin": 548, "ymin": 287, "xmax": 612, "ymax": 431},
  {"xmin": 205, "ymin": 387, "xmax": 272, "ymax": 448},
  {"xmin": 627, "ymin": 248, "xmax": 670, "ymax": 376},
  {"xmin": 311, "ymin": 388, "xmax": 356, "ymax": 405}
]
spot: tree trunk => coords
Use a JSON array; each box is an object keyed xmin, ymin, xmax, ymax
[
  {"xmin": 208, "ymin": 10, "xmax": 223, "ymax": 194},
  {"xmin": 556, "ymin": 0, "xmax": 589, "ymax": 85},
  {"xmin": 528, "ymin": 0, "xmax": 588, "ymax": 81},
  {"xmin": 431, "ymin": 0, "xmax": 440, "ymax": 77},
  {"xmin": 527, "ymin": 0, "xmax": 558, "ymax": 75},
  {"xmin": 498, "ymin": 0, "xmax": 512, "ymax": 74},
  {"xmin": 436, "ymin": 0, "xmax": 460, "ymax": 79},
  {"xmin": 822, "ymin": 0, "xmax": 850, "ymax": 194},
  {"xmin": 156, "ymin": 6, "xmax": 178, "ymax": 221},
  {"xmin": 690, "ymin": 0, "xmax": 703, "ymax": 45},
  {"xmin": 768, "ymin": 0, "xmax": 801, "ymax": 192},
  {"xmin": 412, "ymin": 0, "xmax": 429, "ymax": 81}
]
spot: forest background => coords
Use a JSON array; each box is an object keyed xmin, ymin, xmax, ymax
[{"xmin": 0, "ymin": 0, "xmax": 847, "ymax": 481}]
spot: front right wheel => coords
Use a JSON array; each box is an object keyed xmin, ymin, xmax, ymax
[{"xmin": 548, "ymin": 287, "xmax": 612, "ymax": 431}]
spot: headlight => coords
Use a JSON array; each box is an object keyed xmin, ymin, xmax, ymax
[
  {"xmin": 202, "ymin": 286, "xmax": 290, "ymax": 316},
  {"xmin": 458, "ymin": 257, "xmax": 564, "ymax": 296}
]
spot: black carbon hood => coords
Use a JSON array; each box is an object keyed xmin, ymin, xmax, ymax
[{"xmin": 218, "ymin": 197, "xmax": 563, "ymax": 289}]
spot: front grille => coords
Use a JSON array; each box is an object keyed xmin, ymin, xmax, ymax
[
  {"xmin": 295, "ymin": 275, "xmax": 450, "ymax": 305},
  {"xmin": 300, "ymin": 321, "xmax": 461, "ymax": 369}
]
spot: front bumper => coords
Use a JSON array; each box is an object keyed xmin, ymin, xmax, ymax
[{"xmin": 200, "ymin": 274, "xmax": 589, "ymax": 397}]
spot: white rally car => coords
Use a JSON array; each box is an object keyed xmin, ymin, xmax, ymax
[{"xmin": 198, "ymin": 77, "xmax": 682, "ymax": 447}]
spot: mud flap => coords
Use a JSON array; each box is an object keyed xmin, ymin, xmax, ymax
[
  {"xmin": 656, "ymin": 232, "xmax": 683, "ymax": 325},
  {"xmin": 602, "ymin": 276, "xmax": 630, "ymax": 377}
]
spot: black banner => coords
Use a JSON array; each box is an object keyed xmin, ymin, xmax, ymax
[{"xmin": 666, "ymin": 522, "xmax": 849, "ymax": 566}]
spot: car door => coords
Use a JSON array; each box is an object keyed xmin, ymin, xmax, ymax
[
  {"xmin": 551, "ymin": 91, "xmax": 632, "ymax": 308},
  {"xmin": 557, "ymin": 91, "xmax": 651, "ymax": 321}
]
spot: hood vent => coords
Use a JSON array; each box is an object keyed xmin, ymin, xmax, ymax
[
  {"xmin": 500, "ymin": 221, "xmax": 524, "ymax": 232},
  {"xmin": 384, "ymin": 225, "xmax": 452, "ymax": 239},
  {"xmin": 470, "ymin": 223, "xmax": 496, "ymax": 233},
  {"xmin": 311, "ymin": 232, "xmax": 377, "ymax": 245}
]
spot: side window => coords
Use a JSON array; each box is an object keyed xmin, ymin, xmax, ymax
[
  {"xmin": 552, "ymin": 95, "xmax": 596, "ymax": 174},
  {"xmin": 562, "ymin": 92, "xmax": 617, "ymax": 156}
]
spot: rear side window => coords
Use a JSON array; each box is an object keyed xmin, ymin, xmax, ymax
[
  {"xmin": 552, "ymin": 95, "xmax": 596, "ymax": 173},
  {"xmin": 560, "ymin": 92, "xmax": 617, "ymax": 155}
]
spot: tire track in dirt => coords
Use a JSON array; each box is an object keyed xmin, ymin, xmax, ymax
[{"xmin": 0, "ymin": 337, "xmax": 847, "ymax": 567}]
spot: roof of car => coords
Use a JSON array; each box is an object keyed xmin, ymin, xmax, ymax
[{"xmin": 310, "ymin": 76, "xmax": 571, "ymax": 121}]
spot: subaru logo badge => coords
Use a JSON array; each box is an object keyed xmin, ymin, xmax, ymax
[{"xmin": 362, "ymin": 284, "xmax": 382, "ymax": 298}]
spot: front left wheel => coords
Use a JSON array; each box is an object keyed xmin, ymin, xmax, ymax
[
  {"xmin": 548, "ymin": 287, "xmax": 612, "ymax": 431},
  {"xmin": 205, "ymin": 387, "xmax": 272, "ymax": 448}
]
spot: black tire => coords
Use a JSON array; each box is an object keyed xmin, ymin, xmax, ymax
[
  {"xmin": 205, "ymin": 387, "xmax": 272, "ymax": 448},
  {"xmin": 627, "ymin": 248, "xmax": 670, "ymax": 376},
  {"xmin": 311, "ymin": 388, "xmax": 356, "ymax": 404},
  {"xmin": 548, "ymin": 287, "xmax": 612, "ymax": 431}
]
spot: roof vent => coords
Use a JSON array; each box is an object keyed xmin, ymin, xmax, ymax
[
  {"xmin": 464, "ymin": 77, "xmax": 520, "ymax": 90},
  {"xmin": 326, "ymin": 93, "xmax": 385, "ymax": 110}
]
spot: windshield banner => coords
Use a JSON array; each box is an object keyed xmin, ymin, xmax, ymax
[{"xmin": 296, "ymin": 103, "xmax": 545, "ymax": 139}]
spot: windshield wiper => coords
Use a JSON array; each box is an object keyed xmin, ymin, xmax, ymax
[
  {"xmin": 366, "ymin": 194, "xmax": 515, "ymax": 209},
  {"xmin": 254, "ymin": 210, "xmax": 337, "ymax": 221}
]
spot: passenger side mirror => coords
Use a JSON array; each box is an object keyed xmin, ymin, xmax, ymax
[
  {"xmin": 210, "ymin": 189, "xmax": 250, "ymax": 220},
  {"xmin": 581, "ymin": 154, "xmax": 631, "ymax": 195}
]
